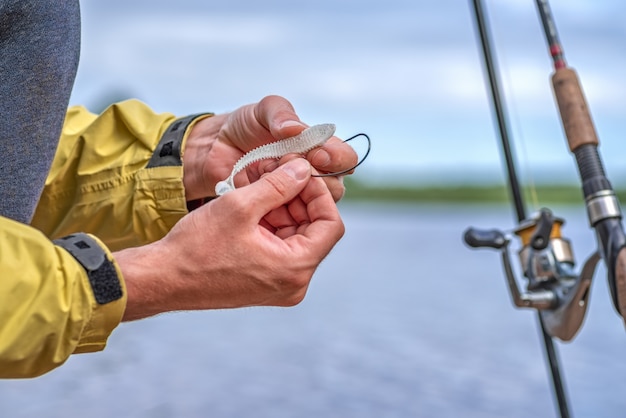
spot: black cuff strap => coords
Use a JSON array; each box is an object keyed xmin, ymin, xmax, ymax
[
  {"xmin": 54, "ymin": 233, "xmax": 122, "ymax": 305},
  {"xmin": 146, "ymin": 113, "xmax": 213, "ymax": 168}
]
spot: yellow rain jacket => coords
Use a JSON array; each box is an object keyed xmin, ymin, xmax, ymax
[{"xmin": 0, "ymin": 100, "xmax": 211, "ymax": 378}]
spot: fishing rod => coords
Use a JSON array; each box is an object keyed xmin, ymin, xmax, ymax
[
  {"xmin": 533, "ymin": 0, "xmax": 626, "ymax": 319},
  {"xmin": 464, "ymin": 0, "xmax": 626, "ymax": 416},
  {"xmin": 465, "ymin": 1, "xmax": 571, "ymax": 416}
]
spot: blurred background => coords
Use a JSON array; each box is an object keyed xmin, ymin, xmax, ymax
[
  {"xmin": 2, "ymin": 0, "xmax": 626, "ymax": 417},
  {"xmin": 68, "ymin": 0, "xmax": 626, "ymax": 186}
]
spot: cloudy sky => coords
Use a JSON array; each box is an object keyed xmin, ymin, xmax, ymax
[{"xmin": 70, "ymin": 0, "xmax": 626, "ymax": 185}]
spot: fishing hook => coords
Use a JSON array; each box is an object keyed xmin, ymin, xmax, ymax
[{"xmin": 312, "ymin": 132, "xmax": 372, "ymax": 178}]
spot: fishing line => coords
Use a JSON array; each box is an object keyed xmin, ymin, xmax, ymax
[
  {"xmin": 488, "ymin": 2, "xmax": 540, "ymax": 211},
  {"xmin": 499, "ymin": 51, "xmax": 541, "ymax": 211}
]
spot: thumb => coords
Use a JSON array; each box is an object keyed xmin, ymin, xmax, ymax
[{"xmin": 239, "ymin": 158, "xmax": 312, "ymax": 217}]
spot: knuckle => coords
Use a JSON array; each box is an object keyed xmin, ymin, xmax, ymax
[
  {"xmin": 336, "ymin": 219, "xmax": 346, "ymax": 239},
  {"xmin": 282, "ymin": 291, "xmax": 306, "ymax": 307},
  {"xmin": 264, "ymin": 173, "xmax": 291, "ymax": 198},
  {"xmin": 275, "ymin": 271, "xmax": 311, "ymax": 306},
  {"xmin": 220, "ymin": 192, "xmax": 249, "ymax": 221}
]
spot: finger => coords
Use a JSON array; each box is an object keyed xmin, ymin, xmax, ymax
[
  {"xmin": 244, "ymin": 153, "xmax": 293, "ymax": 186},
  {"xmin": 256, "ymin": 193, "xmax": 308, "ymax": 236},
  {"xmin": 306, "ymin": 136, "xmax": 358, "ymax": 175},
  {"xmin": 322, "ymin": 176, "xmax": 346, "ymax": 202},
  {"xmin": 248, "ymin": 153, "xmax": 346, "ymax": 203},
  {"xmin": 255, "ymin": 159, "xmax": 279, "ymax": 177},
  {"xmin": 252, "ymin": 153, "xmax": 299, "ymax": 182},
  {"xmin": 263, "ymin": 204, "xmax": 298, "ymax": 231},
  {"xmin": 258, "ymin": 155, "xmax": 314, "ymax": 229},
  {"xmin": 275, "ymin": 179, "xmax": 338, "ymax": 241},
  {"xmin": 282, "ymin": 174, "xmax": 345, "ymax": 256},
  {"xmin": 255, "ymin": 95, "xmax": 309, "ymax": 140},
  {"xmin": 286, "ymin": 195, "xmax": 309, "ymax": 226},
  {"xmin": 221, "ymin": 103, "xmax": 276, "ymax": 151},
  {"xmin": 235, "ymin": 158, "xmax": 312, "ymax": 219},
  {"xmin": 278, "ymin": 153, "xmax": 346, "ymax": 202},
  {"xmin": 297, "ymin": 174, "xmax": 341, "ymax": 224}
]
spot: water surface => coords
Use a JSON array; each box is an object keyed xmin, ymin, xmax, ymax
[{"xmin": 1, "ymin": 203, "xmax": 624, "ymax": 417}]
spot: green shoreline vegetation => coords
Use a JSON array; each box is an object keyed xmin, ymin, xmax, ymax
[{"xmin": 342, "ymin": 177, "xmax": 626, "ymax": 205}]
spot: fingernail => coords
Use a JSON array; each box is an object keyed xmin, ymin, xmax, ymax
[
  {"xmin": 281, "ymin": 158, "xmax": 310, "ymax": 180},
  {"xmin": 310, "ymin": 148, "xmax": 331, "ymax": 168},
  {"xmin": 278, "ymin": 120, "xmax": 305, "ymax": 130}
]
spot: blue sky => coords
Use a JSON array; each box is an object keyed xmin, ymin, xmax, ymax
[{"xmin": 70, "ymin": 0, "xmax": 626, "ymax": 185}]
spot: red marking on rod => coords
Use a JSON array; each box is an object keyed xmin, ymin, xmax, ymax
[{"xmin": 549, "ymin": 43, "xmax": 566, "ymax": 69}]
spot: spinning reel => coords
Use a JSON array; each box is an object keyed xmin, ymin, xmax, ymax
[{"xmin": 464, "ymin": 208, "xmax": 600, "ymax": 341}]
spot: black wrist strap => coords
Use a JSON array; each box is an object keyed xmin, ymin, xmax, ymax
[
  {"xmin": 146, "ymin": 113, "xmax": 212, "ymax": 168},
  {"xmin": 54, "ymin": 233, "xmax": 122, "ymax": 305}
]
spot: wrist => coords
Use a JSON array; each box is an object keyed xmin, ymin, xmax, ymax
[
  {"xmin": 182, "ymin": 113, "xmax": 228, "ymax": 201},
  {"xmin": 115, "ymin": 243, "xmax": 170, "ymax": 321}
]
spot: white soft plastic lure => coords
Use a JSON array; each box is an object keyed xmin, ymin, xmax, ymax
[{"xmin": 215, "ymin": 123, "xmax": 336, "ymax": 196}]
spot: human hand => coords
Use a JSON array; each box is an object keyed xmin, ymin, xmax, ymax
[
  {"xmin": 182, "ymin": 95, "xmax": 358, "ymax": 202},
  {"xmin": 116, "ymin": 158, "xmax": 344, "ymax": 321}
]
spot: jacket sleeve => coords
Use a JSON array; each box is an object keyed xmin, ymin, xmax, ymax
[
  {"xmin": 0, "ymin": 217, "xmax": 126, "ymax": 378},
  {"xmin": 30, "ymin": 99, "xmax": 212, "ymax": 251},
  {"xmin": 0, "ymin": 100, "xmax": 211, "ymax": 378}
]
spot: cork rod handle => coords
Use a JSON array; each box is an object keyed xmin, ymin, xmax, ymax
[{"xmin": 551, "ymin": 68, "xmax": 599, "ymax": 152}]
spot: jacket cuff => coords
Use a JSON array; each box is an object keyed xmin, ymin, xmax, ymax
[
  {"xmin": 55, "ymin": 233, "xmax": 128, "ymax": 353},
  {"xmin": 147, "ymin": 113, "xmax": 213, "ymax": 169},
  {"xmin": 131, "ymin": 113, "xmax": 214, "ymax": 242}
]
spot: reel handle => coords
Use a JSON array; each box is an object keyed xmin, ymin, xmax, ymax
[{"xmin": 463, "ymin": 227, "xmax": 507, "ymax": 250}]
